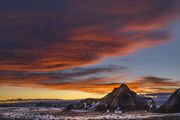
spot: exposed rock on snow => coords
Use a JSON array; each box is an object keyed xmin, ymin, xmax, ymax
[
  {"xmin": 65, "ymin": 98, "xmax": 100, "ymax": 111},
  {"xmin": 114, "ymin": 107, "xmax": 122, "ymax": 114}
]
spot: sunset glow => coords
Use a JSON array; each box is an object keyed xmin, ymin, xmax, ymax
[{"xmin": 0, "ymin": 0, "xmax": 180, "ymax": 100}]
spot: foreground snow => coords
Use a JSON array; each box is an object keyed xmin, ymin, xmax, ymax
[{"xmin": 1, "ymin": 107, "xmax": 180, "ymax": 120}]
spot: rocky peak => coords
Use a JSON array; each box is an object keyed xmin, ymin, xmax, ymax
[
  {"xmin": 157, "ymin": 88, "xmax": 180, "ymax": 113},
  {"xmin": 112, "ymin": 84, "xmax": 130, "ymax": 94},
  {"xmin": 174, "ymin": 88, "xmax": 180, "ymax": 95},
  {"xmin": 119, "ymin": 84, "xmax": 129, "ymax": 89},
  {"xmin": 96, "ymin": 84, "xmax": 151, "ymax": 112},
  {"xmin": 112, "ymin": 84, "xmax": 136, "ymax": 97},
  {"xmin": 66, "ymin": 84, "xmax": 156, "ymax": 112}
]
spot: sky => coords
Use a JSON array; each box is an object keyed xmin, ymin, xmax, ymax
[{"xmin": 0, "ymin": 0, "xmax": 180, "ymax": 100}]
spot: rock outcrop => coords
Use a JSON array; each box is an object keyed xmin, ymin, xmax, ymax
[
  {"xmin": 65, "ymin": 84, "xmax": 156, "ymax": 112},
  {"xmin": 157, "ymin": 89, "xmax": 180, "ymax": 113},
  {"xmin": 65, "ymin": 98, "xmax": 100, "ymax": 111},
  {"xmin": 96, "ymin": 84, "xmax": 156, "ymax": 112}
]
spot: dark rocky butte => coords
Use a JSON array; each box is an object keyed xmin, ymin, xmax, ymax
[{"xmin": 66, "ymin": 84, "xmax": 156, "ymax": 112}]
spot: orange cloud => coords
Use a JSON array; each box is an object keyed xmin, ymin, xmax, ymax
[
  {"xmin": 43, "ymin": 78, "xmax": 180, "ymax": 94},
  {"xmin": 1, "ymin": 70, "xmax": 179, "ymax": 94},
  {"xmin": 0, "ymin": 65, "xmax": 126, "ymax": 93},
  {"xmin": 0, "ymin": 0, "xmax": 179, "ymax": 72},
  {"xmin": 127, "ymin": 76, "xmax": 180, "ymax": 94}
]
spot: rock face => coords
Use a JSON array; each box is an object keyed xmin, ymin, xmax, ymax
[
  {"xmin": 65, "ymin": 98, "xmax": 100, "ymax": 111},
  {"xmin": 96, "ymin": 84, "xmax": 156, "ymax": 112},
  {"xmin": 66, "ymin": 84, "xmax": 156, "ymax": 112},
  {"xmin": 157, "ymin": 89, "xmax": 180, "ymax": 113}
]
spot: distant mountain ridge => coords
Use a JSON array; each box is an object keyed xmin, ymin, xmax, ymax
[{"xmin": 0, "ymin": 99, "xmax": 80, "ymax": 108}]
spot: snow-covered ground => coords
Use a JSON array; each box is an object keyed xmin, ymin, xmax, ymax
[{"xmin": 1, "ymin": 107, "xmax": 180, "ymax": 120}]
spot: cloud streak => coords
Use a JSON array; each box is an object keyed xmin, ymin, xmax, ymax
[
  {"xmin": 0, "ymin": 65, "xmax": 125, "ymax": 92},
  {"xmin": 127, "ymin": 76, "xmax": 180, "ymax": 94}
]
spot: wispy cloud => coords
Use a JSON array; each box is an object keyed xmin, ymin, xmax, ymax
[
  {"xmin": 0, "ymin": 65, "xmax": 126, "ymax": 93},
  {"xmin": 127, "ymin": 76, "xmax": 180, "ymax": 94}
]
